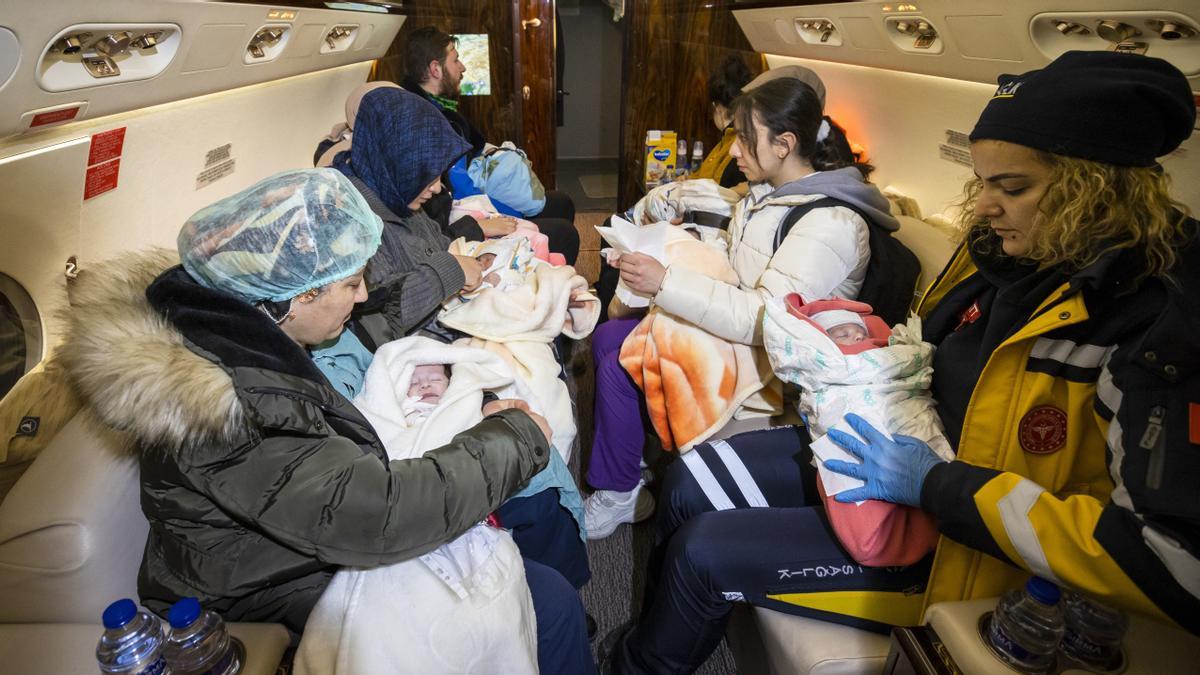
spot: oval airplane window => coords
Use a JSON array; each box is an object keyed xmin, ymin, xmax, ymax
[{"xmin": 0, "ymin": 272, "xmax": 42, "ymax": 400}]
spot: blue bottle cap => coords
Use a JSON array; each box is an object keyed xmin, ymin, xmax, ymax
[
  {"xmin": 168, "ymin": 597, "xmax": 202, "ymax": 629},
  {"xmin": 102, "ymin": 599, "xmax": 137, "ymax": 629},
  {"xmin": 1026, "ymin": 576, "xmax": 1061, "ymax": 605}
]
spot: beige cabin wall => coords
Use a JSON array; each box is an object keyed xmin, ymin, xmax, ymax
[{"xmin": 0, "ymin": 62, "xmax": 371, "ymax": 354}]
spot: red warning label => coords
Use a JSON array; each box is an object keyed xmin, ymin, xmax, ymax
[
  {"xmin": 30, "ymin": 107, "xmax": 82, "ymax": 128},
  {"xmin": 88, "ymin": 127, "xmax": 126, "ymax": 166},
  {"xmin": 84, "ymin": 158, "xmax": 121, "ymax": 200}
]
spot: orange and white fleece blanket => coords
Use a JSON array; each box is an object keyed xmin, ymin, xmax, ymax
[
  {"xmin": 439, "ymin": 241, "xmax": 599, "ymax": 460},
  {"xmin": 619, "ymin": 228, "xmax": 774, "ymax": 452}
]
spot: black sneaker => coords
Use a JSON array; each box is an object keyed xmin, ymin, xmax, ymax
[{"xmin": 598, "ymin": 621, "xmax": 636, "ymax": 675}]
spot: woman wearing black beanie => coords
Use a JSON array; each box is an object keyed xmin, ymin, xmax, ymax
[
  {"xmin": 602, "ymin": 50, "xmax": 1198, "ymax": 675},
  {"xmin": 823, "ymin": 50, "xmax": 1199, "ymax": 632}
]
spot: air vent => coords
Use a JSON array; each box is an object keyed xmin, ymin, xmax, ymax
[
  {"xmin": 884, "ymin": 16, "xmax": 943, "ymax": 54},
  {"xmin": 794, "ymin": 19, "xmax": 843, "ymax": 47},
  {"xmin": 245, "ymin": 25, "xmax": 290, "ymax": 64},
  {"xmin": 37, "ymin": 24, "xmax": 181, "ymax": 92},
  {"xmin": 321, "ymin": 25, "xmax": 359, "ymax": 54},
  {"xmin": 1031, "ymin": 10, "xmax": 1199, "ymax": 73}
]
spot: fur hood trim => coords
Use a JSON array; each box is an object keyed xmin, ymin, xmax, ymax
[{"xmin": 59, "ymin": 249, "xmax": 244, "ymax": 455}]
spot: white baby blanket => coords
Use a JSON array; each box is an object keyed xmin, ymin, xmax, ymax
[
  {"xmin": 295, "ymin": 337, "xmax": 540, "ymax": 675},
  {"xmin": 440, "ymin": 243, "xmax": 599, "ymax": 460}
]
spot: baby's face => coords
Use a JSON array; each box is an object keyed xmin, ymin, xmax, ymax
[
  {"xmin": 476, "ymin": 252, "xmax": 497, "ymax": 271},
  {"xmin": 408, "ymin": 364, "xmax": 450, "ymax": 403},
  {"xmin": 827, "ymin": 323, "xmax": 868, "ymax": 345}
]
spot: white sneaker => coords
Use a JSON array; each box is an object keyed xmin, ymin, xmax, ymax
[{"xmin": 584, "ymin": 481, "xmax": 656, "ymax": 540}]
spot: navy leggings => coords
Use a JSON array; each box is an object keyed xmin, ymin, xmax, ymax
[
  {"xmin": 616, "ymin": 427, "xmax": 933, "ymax": 675},
  {"xmin": 499, "ymin": 488, "xmax": 591, "ymax": 589},
  {"xmin": 524, "ymin": 557, "xmax": 597, "ymax": 674}
]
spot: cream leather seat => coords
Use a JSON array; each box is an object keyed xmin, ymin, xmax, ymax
[
  {"xmin": 0, "ymin": 412, "xmax": 289, "ymax": 674},
  {"xmin": 730, "ymin": 214, "xmax": 959, "ymax": 674}
]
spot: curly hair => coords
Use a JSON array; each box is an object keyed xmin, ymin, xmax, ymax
[{"xmin": 958, "ymin": 152, "xmax": 1192, "ymax": 284}]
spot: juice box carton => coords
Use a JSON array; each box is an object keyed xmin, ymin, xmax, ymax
[{"xmin": 644, "ymin": 130, "xmax": 677, "ymax": 189}]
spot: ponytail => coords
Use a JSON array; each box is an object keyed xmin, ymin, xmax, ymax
[{"xmin": 812, "ymin": 115, "xmax": 874, "ymax": 179}]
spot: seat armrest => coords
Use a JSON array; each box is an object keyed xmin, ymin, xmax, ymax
[
  {"xmin": 0, "ymin": 622, "xmax": 289, "ymax": 675},
  {"xmin": 752, "ymin": 607, "xmax": 891, "ymax": 675}
]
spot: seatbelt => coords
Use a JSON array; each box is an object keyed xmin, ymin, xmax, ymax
[{"xmin": 682, "ymin": 210, "xmax": 732, "ymax": 230}]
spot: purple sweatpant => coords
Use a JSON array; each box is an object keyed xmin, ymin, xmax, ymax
[{"xmin": 586, "ymin": 317, "xmax": 645, "ymax": 491}]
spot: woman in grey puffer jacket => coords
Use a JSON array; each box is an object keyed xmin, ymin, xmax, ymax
[{"xmin": 60, "ymin": 170, "xmax": 595, "ymax": 673}]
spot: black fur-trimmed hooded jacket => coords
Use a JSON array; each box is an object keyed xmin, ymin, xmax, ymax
[{"xmin": 60, "ymin": 251, "xmax": 549, "ymax": 635}]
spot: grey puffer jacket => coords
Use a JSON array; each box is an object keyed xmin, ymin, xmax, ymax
[
  {"xmin": 349, "ymin": 176, "xmax": 466, "ymax": 346},
  {"xmin": 59, "ymin": 251, "xmax": 549, "ymax": 636}
]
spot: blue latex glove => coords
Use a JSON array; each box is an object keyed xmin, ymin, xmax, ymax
[{"xmin": 823, "ymin": 413, "xmax": 947, "ymax": 507}]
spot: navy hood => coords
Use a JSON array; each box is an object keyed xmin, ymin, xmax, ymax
[
  {"xmin": 768, "ymin": 166, "xmax": 899, "ymax": 232},
  {"xmin": 333, "ymin": 87, "xmax": 471, "ymax": 216}
]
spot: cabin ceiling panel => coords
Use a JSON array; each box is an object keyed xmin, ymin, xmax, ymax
[
  {"xmin": 0, "ymin": 0, "xmax": 404, "ymax": 140},
  {"xmin": 735, "ymin": 0, "xmax": 1200, "ymax": 88}
]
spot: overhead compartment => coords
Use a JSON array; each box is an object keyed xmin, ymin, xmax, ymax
[
  {"xmin": 0, "ymin": 0, "xmax": 406, "ymax": 139},
  {"xmin": 733, "ymin": 0, "xmax": 1200, "ymax": 88}
]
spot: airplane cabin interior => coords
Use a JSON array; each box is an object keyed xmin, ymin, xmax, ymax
[{"xmin": 1, "ymin": 1, "xmax": 1199, "ymax": 674}]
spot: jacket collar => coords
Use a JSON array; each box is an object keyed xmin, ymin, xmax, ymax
[{"xmin": 145, "ymin": 266, "xmax": 330, "ymax": 386}]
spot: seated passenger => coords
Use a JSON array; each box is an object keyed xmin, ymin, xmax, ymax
[
  {"xmin": 601, "ymin": 50, "xmax": 1199, "ymax": 674},
  {"xmin": 298, "ymin": 336, "xmax": 589, "ymax": 674},
  {"xmin": 585, "ymin": 76, "xmax": 895, "ymax": 538},
  {"xmin": 692, "ymin": 54, "xmax": 755, "ymax": 190},
  {"xmin": 54, "ymin": 169, "xmax": 594, "ymax": 674},
  {"xmin": 316, "ymin": 81, "xmax": 529, "ymax": 246},
  {"xmin": 763, "ymin": 296, "xmax": 950, "ymax": 567},
  {"xmin": 402, "ymin": 25, "xmax": 580, "ymax": 265},
  {"xmin": 325, "ymin": 85, "xmax": 486, "ymax": 347}
]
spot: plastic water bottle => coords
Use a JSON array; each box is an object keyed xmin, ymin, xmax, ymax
[
  {"xmin": 987, "ymin": 577, "xmax": 1066, "ymax": 673},
  {"xmin": 1059, "ymin": 589, "xmax": 1128, "ymax": 670},
  {"xmin": 163, "ymin": 598, "xmax": 241, "ymax": 675},
  {"xmin": 691, "ymin": 140, "xmax": 704, "ymax": 174},
  {"xmin": 96, "ymin": 598, "xmax": 172, "ymax": 675}
]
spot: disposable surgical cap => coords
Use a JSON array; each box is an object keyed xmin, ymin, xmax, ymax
[{"xmin": 178, "ymin": 168, "xmax": 383, "ymax": 304}]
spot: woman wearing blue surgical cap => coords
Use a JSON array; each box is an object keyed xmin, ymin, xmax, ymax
[{"xmin": 60, "ymin": 169, "xmax": 596, "ymax": 673}]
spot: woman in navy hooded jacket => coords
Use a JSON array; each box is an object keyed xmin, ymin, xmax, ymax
[{"xmin": 329, "ymin": 86, "xmax": 485, "ymax": 348}]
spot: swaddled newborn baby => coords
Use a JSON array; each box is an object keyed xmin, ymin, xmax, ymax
[
  {"xmin": 763, "ymin": 295, "xmax": 953, "ymax": 567},
  {"xmin": 404, "ymin": 363, "xmax": 450, "ymax": 423}
]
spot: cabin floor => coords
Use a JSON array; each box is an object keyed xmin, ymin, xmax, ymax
[
  {"xmin": 557, "ymin": 159, "xmax": 621, "ymax": 214},
  {"xmin": 568, "ymin": 213, "xmax": 738, "ymax": 674}
]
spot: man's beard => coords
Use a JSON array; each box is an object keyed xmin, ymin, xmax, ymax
[{"xmin": 440, "ymin": 74, "xmax": 462, "ymax": 98}]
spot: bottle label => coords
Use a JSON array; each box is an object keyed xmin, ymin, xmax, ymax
[
  {"xmin": 989, "ymin": 622, "xmax": 1036, "ymax": 662},
  {"xmin": 1061, "ymin": 629, "xmax": 1110, "ymax": 664},
  {"xmin": 138, "ymin": 657, "xmax": 170, "ymax": 675}
]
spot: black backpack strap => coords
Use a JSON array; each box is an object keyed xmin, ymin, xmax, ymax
[
  {"xmin": 771, "ymin": 196, "xmax": 922, "ymax": 325},
  {"xmin": 772, "ymin": 197, "xmax": 857, "ymax": 253}
]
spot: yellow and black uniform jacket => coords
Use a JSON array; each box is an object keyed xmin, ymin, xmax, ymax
[{"xmin": 913, "ymin": 222, "xmax": 1200, "ymax": 635}]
